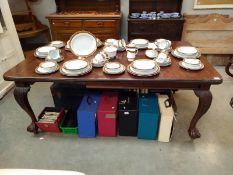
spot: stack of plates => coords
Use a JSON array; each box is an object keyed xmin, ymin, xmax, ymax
[
  {"xmin": 130, "ymin": 39, "xmax": 149, "ymax": 49},
  {"xmin": 127, "ymin": 59, "xmax": 160, "ymax": 77},
  {"xmin": 34, "ymin": 46, "xmax": 57, "ymax": 58},
  {"xmin": 35, "ymin": 61, "xmax": 59, "ymax": 74},
  {"xmin": 49, "ymin": 41, "xmax": 65, "ymax": 48},
  {"xmin": 103, "ymin": 62, "xmax": 125, "ymax": 75},
  {"xmin": 172, "ymin": 46, "xmax": 201, "ymax": 59},
  {"xmin": 60, "ymin": 59, "xmax": 92, "ymax": 76},
  {"xmin": 179, "ymin": 58, "xmax": 204, "ymax": 71}
]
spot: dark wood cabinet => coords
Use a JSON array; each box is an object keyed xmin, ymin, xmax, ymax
[
  {"xmin": 47, "ymin": 0, "xmax": 121, "ymax": 42},
  {"xmin": 128, "ymin": 0, "xmax": 184, "ymax": 41}
]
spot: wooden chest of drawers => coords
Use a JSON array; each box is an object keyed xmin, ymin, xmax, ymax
[
  {"xmin": 47, "ymin": 0, "xmax": 121, "ymax": 42},
  {"xmin": 47, "ymin": 15, "xmax": 121, "ymax": 42}
]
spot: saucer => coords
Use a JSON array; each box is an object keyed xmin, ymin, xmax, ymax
[
  {"xmin": 60, "ymin": 64, "xmax": 92, "ymax": 76},
  {"xmin": 50, "ymin": 41, "xmax": 65, "ymax": 48},
  {"xmin": 46, "ymin": 56, "xmax": 64, "ymax": 63},
  {"xmin": 179, "ymin": 61, "xmax": 204, "ymax": 70}
]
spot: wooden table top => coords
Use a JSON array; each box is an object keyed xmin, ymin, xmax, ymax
[{"xmin": 4, "ymin": 41, "xmax": 222, "ymax": 89}]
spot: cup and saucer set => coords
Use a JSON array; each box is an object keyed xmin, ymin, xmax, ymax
[{"xmin": 171, "ymin": 46, "xmax": 204, "ymax": 71}]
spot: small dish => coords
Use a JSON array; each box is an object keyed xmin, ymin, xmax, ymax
[
  {"xmin": 103, "ymin": 64, "xmax": 125, "ymax": 75},
  {"xmin": 36, "ymin": 46, "xmax": 57, "ymax": 55},
  {"xmin": 177, "ymin": 46, "xmax": 198, "ymax": 56},
  {"xmin": 130, "ymin": 39, "xmax": 149, "ymax": 49},
  {"xmin": 145, "ymin": 49, "xmax": 158, "ymax": 58},
  {"xmin": 105, "ymin": 62, "xmax": 121, "ymax": 69},
  {"xmin": 179, "ymin": 61, "xmax": 204, "ymax": 71},
  {"xmin": 50, "ymin": 41, "xmax": 65, "ymax": 48},
  {"xmin": 60, "ymin": 64, "xmax": 92, "ymax": 76},
  {"xmin": 63, "ymin": 59, "xmax": 88, "ymax": 70},
  {"xmin": 132, "ymin": 59, "xmax": 156, "ymax": 70},
  {"xmin": 35, "ymin": 65, "xmax": 59, "ymax": 74}
]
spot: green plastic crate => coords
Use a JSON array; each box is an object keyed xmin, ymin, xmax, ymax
[{"xmin": 60, "ymin": 110, "xmax": 78, "ymax": 135}]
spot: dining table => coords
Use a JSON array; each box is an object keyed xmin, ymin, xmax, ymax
[{"xmin": 3, "ymin": 41, "xmax": 223, "ymax": 139}]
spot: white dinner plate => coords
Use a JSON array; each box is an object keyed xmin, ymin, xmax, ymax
[
  {"xmin": 132, "ymin": 59, "xmax": 156, "ymax": 70},
  {"xmin": 63, "ymin": 59, "xmax": 88, "ymax": 71},
  {"xmin": 69, "ymin": 32, "xmax": 97, "ymax": 57}
]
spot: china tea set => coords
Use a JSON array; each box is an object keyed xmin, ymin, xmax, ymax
[{"xmin": 34, "ymin": 31, "xmax": 204, "ymax": 76}]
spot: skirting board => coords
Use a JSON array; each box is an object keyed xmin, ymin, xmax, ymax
[{"xmin": 0, "ymin": 81, "xmax": 14, "ymax": 99}]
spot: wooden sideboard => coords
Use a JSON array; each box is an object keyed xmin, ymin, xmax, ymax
[
  {"xmin": 46, "ymin": 0, "xmax": 121, "ymax": 42},
  {"xmin": 128, "ymin": 0, "xmax": 184, "ymax": 41}
]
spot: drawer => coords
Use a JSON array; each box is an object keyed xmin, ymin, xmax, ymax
[
  {"xmin": 83, "ymin": 20, "xmax": 117, "ymax": 28},
  {"xmin": 51, "ymin": 20, "xmax": 82, "ymax": 28},
  {"xmin": 128, "ymin": 21, "xmax": 154, "ymax": 33},
  {"xmin": 85, "ymin": 27, "xmax": 116, "ymax": 34},
  {"xmin": 52, "ymin": 30, "xmax": 79, "ymax": 41}
]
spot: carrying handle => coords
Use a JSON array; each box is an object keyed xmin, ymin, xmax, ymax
[
  {"xmin": 87, "ymin": 96, "xmax": 94, "ymax": 105},
  {"xmin": 164, "ymin": 98, "xmax": 172, "ymax": 108}
]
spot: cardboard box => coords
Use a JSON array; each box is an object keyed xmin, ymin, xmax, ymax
[{"xmin": 158, "ymin": 95, "xmax": 174, "ymax": 142}]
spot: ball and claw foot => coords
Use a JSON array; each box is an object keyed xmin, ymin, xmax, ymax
[
  {"xmin": 188, "ymin": 127, "xmax": 201, "ymax": 139},
  {"xmin": 27, "ymin": 122, "xmax": 38, "ymax": 134}
]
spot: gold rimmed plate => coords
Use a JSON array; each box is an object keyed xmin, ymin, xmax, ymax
[{"xmin": 179, "ymin": 61, "xmax": 204, "ymax": 71}]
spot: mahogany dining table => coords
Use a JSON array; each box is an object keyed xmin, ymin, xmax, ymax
[{"xmin": 3, "ymin": 41, "xmax": 223, "ymax": 139}]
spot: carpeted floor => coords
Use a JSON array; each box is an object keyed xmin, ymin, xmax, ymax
[{"xmin": 0, "ymin": 66, "xmax": 232, "ymax": 175}]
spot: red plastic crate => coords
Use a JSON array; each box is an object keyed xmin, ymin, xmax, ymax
[{"xmin": 35, "ymin": 107, "xmax": 65, "ymax": 133}]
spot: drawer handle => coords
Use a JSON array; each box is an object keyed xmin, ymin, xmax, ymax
[
  {"xmin": 64, "ymin": 21, "xmax": 70, "ymax": 26},
  {"xmin": 97, "ymin": 22, "xmax": 104, "ymax": 26}
]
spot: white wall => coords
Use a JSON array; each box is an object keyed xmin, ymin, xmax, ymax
[{"xmin": 29, "ymin": 0, "xmax": 233, "ymax": 40}]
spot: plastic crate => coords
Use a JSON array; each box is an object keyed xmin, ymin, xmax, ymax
[{"xmin": 60, "ymin": 110, "xmax": 78, "ymax": 135}]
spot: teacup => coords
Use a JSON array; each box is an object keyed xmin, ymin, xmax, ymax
[
  {"xmin": 145, "ymin": 49, "xmax": 158, "ymax": 58},
  {"xmin": 93, "ymin": 51, "xmax": 108, "ymax": 64},
  {"xmin": 47, "ymin": 49, "xmax": 61, "ymax": 60},
  {"xmin": 156, "ymin": 39, "xmax": 171, "ymax": 50},
  {"xmin": 126, "ymin": 43, "xmax": 138, "ymax": 61},
  {"xmin": 103, "ymin": 45, "xmax": 118, "ymax": 59},
  {"xmin": 157, "ymin": 52, "xmax": 168, "ymax": 63}
]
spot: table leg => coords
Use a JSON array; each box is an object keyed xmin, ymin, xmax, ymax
[
  {"xmin": 188, "ymin": 89, "xmax": 212, "ymax": 139},
  {"xmin": 14, "ymin": 82, "xmax": 38, "ymax": 134},
  {"xmin": 225, "ymin": 57, "xmax": 233, "ymax": 77}
]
